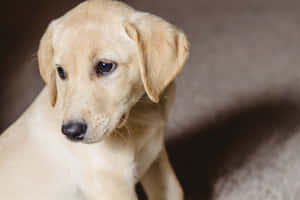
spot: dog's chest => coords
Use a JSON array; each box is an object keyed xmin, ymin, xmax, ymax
[{"xmin": 0, "ymin": 131, "xmax": 163, "ymax": 200}]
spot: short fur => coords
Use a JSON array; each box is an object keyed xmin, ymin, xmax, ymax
[{"xmin": 0, "ymin": 0, "xmax": 189, "ymax": 199}]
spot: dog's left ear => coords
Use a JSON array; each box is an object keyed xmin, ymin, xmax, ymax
[
  {"xmin": 125, "ymin": 13, "xmax": 189, "ymax": 103},
  {"xmin": 38, "ymin": 21, "xmax": 57, "ymax": 107}
]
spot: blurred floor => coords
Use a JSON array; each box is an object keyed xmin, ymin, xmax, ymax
[{"xmin": 1, "ymin": 0, "xmax": 300, "ymax": 199}]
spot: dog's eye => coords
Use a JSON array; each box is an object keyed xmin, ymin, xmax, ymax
[
  {"xmin": 95, "ymin": 61, "xmax": 117, "ymax": 76},
  {"xmin": 56, "ymin": 66, "xmax": 67, "ymax": 80}
]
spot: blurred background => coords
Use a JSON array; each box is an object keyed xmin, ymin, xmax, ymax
[{"xmin": 1, "ymin": 0, "xmax": 300, "ymax": 199}]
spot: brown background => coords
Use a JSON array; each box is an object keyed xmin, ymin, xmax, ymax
[{"xmin": 1, "ymin": 0, "xmax": 300, "ymax": 199}]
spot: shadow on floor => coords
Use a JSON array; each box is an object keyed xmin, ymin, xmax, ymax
[{"xmin": 137, "ymin": 95, "xmax": 300, "ymax": 200}]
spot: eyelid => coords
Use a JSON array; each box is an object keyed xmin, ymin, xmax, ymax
[
  {"xmin": 95, "ymin": 59, "xmax": 118, "ymax": 70},
  {"xmin": 96, "ymin": 59, "xmax": 116, "ymax": 65}
]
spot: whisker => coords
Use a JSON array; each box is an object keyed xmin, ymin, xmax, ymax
[{"xmin": 114, "ymin": 129, "xmax": 127, "ymax": 141}]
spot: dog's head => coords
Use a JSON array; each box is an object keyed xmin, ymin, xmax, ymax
[{"xmin": 38, "ymin": 0, "xmax": 189, "ymax": 143}]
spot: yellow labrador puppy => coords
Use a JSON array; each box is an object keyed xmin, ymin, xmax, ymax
[{"xmin": 0, "ymin": 0, "xmax": 189, "ymax": 199}]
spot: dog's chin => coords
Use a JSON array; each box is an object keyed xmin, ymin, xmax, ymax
[{"xmin": 82, "ymin": 138, "xmax": 104, "ymax": 144}]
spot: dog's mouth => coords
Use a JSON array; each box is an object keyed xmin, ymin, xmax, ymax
[{"xmin": 80, "ymin": 112, "xmax": 130, "ymax": 144}]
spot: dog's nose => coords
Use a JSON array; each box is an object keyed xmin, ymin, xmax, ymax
[{"xmin": 62, "ymin": 122, "xmax": 87, "ymax": 141}]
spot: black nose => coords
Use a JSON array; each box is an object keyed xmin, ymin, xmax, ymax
[{"xmin": 62, "ymin": 122, "xmax": 87, "ymax": 141}]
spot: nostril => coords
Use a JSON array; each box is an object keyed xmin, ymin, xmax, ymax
[{"xmin": 61, "ymin": 122, "xmax": 88, "ymax": 141}]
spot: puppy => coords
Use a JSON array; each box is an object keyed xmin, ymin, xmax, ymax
[{"xmin": 0, "ymin": 0, "xmax": 189, "ymax": 199}]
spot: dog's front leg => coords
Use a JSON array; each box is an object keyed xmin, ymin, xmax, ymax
[
  {"xmin": 140, "ymin": 146, "xmax": 184, "ymax": 200},
  {"xmin": 87, "ymin": 171, "xmax": 138, "ymax": 200}
]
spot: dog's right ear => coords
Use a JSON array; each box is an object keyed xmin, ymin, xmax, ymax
[{"xmin": 38, "ymin": 21, "xmax": 57, "ymax": 107}]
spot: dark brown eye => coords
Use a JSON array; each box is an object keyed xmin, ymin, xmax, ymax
[
  {"xmin": 95, "ymin": 61, "xmax": 117, "ymax": 76},
  {"xmin": 56, "ymin": 66, "xmax": 66, "ymax": 80}
]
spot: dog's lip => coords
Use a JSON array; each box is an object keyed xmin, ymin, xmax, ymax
[
  {"xmin": 82, "ymin": 132, "xmax": 107, "ymax": 144},
  {"xmin": 78, "ymin": 127, "xmax": 109, "ymax": 144}
]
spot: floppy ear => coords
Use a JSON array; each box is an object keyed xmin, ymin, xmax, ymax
[
  {"xmin": 38, "ymin": 22, "xmax": 57, "ymax": 107},
  {"xmin": 125, "ymin": 13, "xmax": 189, "ymax": 103}
]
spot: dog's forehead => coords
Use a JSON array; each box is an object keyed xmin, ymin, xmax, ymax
[
  {"xmin": 53, "ymin": 21, "xmax": 134, "ymax": 66},
  {"xmin": 52, "ymin": 0, "xmax": 136, "ymax": 64},
  {"xmin": 54, "ymin": 22, "xmax": 129, "ymax": 49}
]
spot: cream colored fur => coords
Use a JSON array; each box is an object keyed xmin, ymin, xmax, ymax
[{"xmin": 0, "ymin": 0, "xmax": 189, "ymax": 199}]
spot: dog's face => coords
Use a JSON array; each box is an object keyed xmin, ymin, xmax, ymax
[
  {"xmin": 52, "ymin": 22, "xmax": 143, "ymax": 143},
  {"xmin": 38, "ymin": 0, "xmax": 189, "ymax": 143}
]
